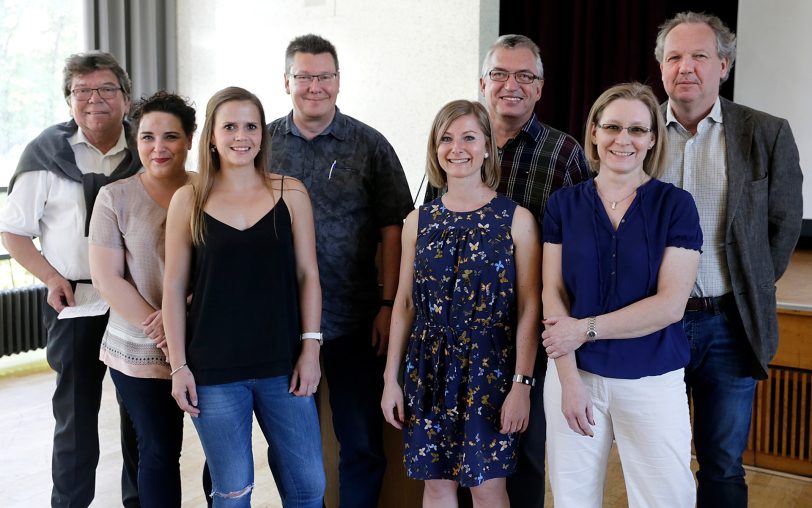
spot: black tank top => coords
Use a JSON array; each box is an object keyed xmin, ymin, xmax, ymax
[{"xmin": 187, "ymin": 188, "xmax": 300, "ymax": 385}]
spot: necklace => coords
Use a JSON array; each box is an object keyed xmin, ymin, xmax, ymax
[{"xmin": 595, "ymin": 174, "xmax": 647, "ymax": 210}]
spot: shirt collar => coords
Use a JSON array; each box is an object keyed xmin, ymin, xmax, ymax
[
  {"xmin": 70, "ymin": 126, "xmax": 128, "ymax": 156},
  {"xmin": 665, "ymin": 97, "xmax": 723, "ymax": 128},
  {"xmin": 519, "ymin": 112, "xmax": 545, "ymax": 143},
  {"xmin": 285, "ymin": 107, "xmax": 347, "ymax": 141}
]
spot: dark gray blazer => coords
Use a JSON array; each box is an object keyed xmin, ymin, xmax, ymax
[{"xmin": 664, "ymin": 98, "xmax": 803, "ymax": 378}]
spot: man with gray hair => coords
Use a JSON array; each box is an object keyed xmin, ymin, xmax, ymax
[
  {"xmin": 0, "ymin": 51, "xmax": 141, "ymax": 507},
  {"xmin": 656, "ymin": 12, "xmax": 802, "ymax": 506},
  {"xmin": 427, "ymin": 34, "xmax": 590, "ymax": 508}
]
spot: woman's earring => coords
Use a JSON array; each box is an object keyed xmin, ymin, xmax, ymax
[
  {"xmin": 484, "ymin": 152, "xmax": 489, "ymax": 159},
  {"xmin": 210, "ymin": 145, "xmax": 217, "ymax": 153}
]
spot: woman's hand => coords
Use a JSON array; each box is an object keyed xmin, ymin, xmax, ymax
[
  {"xmin": 560, "ymin": 374, "xmax": 595, "ymax": 437},
  {"xmin": 500, "ymin": 383, "xmax": 531, "ymax": 434},
  {"xmin": 541, "ymin": 316, "xmax": 586, "ymax": 357},
  {"xmin": 381, "ymin": 380, "xmax": 405, "ymax": 430},
  {"xmin": 142, "ymin": 309, "xmax": 166, "ymax": 348},
  {"xmin": 171, "ymin": 366, "xmax": 200, "ymax": 417},
  {"xmin": 290, "ymin": 341, "xmax": 321, "ymax": 397}
]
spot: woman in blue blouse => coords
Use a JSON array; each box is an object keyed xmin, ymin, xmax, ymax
[{"xmin": 541, "ymin": 82, "xmax": 701, "ymax": 507}]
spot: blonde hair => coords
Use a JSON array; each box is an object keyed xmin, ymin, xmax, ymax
[
  {"xmin": 583, "ymin": 82, "xmax": 667, "ymax": 179},
  {"xmin": 425, "ymin": 100, "xmax": 500, "ymax": 190},
  {"xmin": 191, "ymin": 87, "xmax": 272, "ymax": 245}
]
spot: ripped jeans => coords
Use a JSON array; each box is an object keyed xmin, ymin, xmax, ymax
[{"xmin": 192, "ymin": 375, "xmax": 325, "ymax": 507}]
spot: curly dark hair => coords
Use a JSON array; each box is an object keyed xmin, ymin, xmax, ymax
[{"xmin": 130, "ymin": 90, "xmax": 197, "ymax": 137}]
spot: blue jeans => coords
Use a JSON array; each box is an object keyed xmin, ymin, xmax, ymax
[
  {"xmin": 321, "ymin": 326, "xmax": 387, "ymax": 508},
  {"xmin": 110, "ymin": 369, "xmax": 184, "ymax": 508},
  {"xmin": 683, "ymin": 304, "xmax": 757, "ymax": 508},
  {"xmin": 192, "ymin": 375, "xmax": 325, "ymax": 508}
]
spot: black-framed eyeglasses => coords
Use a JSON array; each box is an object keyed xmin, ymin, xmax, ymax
[
  {"xmin": 70, "ymin": 86, "xmax": 122, "ymax": 101},
  {"xmin": 596, "ymin": 124, "xmax": 653, "ymax": 137},
  {"xmin": 487, "ymin": 69, "xmax": 541, "ymax": 84},
  {"xmin": 288, "ymin": 73, "xmax": 338, "ymax": 84}
]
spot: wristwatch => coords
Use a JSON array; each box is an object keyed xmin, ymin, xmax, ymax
[
  {"xmin": 586, "ymin": 316, "xmax": 597, "ymax": 342},
  {"xmin": 512, "ymin": 374, "xmax": 536, "ymax": 387}
]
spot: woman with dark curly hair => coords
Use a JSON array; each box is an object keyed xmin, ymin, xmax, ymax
[{"xmin": 89, "ymin": 90, "xmax": 197, "ymax": 507}]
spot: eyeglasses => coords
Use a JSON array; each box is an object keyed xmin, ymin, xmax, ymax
[
  {"xmin": 70, "ymin": 86, "xmax": 122, "ymax": 101},
  {"xmin": 487, "ymin": 69, "xmax": 541, "ymax": 84},
  {"xmin": 288, "ymin": 73, "xmax": 338, "ymax": 84},
  {"xmin": 596, "ymin": 124, "xmax": 653, "ymax": 137}
]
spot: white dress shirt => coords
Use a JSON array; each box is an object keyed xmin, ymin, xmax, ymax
[{"xmin": 0, "ymin": 128, "xmax": 128, "ymax": 280}]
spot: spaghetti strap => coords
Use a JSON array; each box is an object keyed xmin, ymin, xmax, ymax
[{"xmin": 280, "ymin": 175, "xmax": 285, "ymax": 202}]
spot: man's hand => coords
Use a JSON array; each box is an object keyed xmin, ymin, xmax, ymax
[
  {"xmin": 45, "ymin": 274, "xmax": 75, "ymax": 312},
  {"xmin": 371, "ymin": 306, "xmax": 392, "ymax": 356}
]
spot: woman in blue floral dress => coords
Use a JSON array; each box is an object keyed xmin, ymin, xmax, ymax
[{"xmin": 382, "ymin": 100, "xmax": 541, "ymax": 507}]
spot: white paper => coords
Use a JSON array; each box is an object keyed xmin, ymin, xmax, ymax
[{"xmin": 57, "ymin": 283, "xmax": 109, "ymax": 319}]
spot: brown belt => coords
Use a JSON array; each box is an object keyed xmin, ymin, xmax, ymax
[{"xmin": 685, "ymin": 294, "xmax": 729, "ymax": 313}]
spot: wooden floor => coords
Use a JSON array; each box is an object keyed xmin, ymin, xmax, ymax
[{"xmin": 1, "ymin": 362, "xmax": 811, "ymax": 507}]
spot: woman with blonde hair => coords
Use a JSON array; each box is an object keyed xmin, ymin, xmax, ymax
[
  {"xmin": 382, "ymin": 99, "xmax": 540, "ymax": 507},
  {"xmin": 541, "ymin": 82, "xmax": 702, "ymax": 507},
  {"xmin": 163, "ymin": 86, "xmax": 325, "ymax": 507}
]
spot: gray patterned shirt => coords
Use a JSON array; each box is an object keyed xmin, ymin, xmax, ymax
[
  {"xmin": 268, "ymin": 109, "xmax": 413, "ymax": 339},
  {"xmin": 661, "ymin": 98, "xmax": 731, "ymax": 297}
]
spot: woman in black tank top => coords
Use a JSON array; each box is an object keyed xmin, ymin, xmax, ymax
[{"xmin": 163, "ymin": 87, "xmax": 325, "ymax": 507}]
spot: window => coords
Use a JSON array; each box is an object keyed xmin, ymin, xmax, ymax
[{"xmin": 0, "ymin": 0, "xmax": 84, "ymax": 289}]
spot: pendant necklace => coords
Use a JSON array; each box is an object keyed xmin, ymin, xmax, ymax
[{"xmin": 596, "ymin": 174, "xmax": 647, "ymax": 210}]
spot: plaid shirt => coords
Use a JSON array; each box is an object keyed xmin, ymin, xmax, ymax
[{"xmin": 426, "ymin": 113, "xmax": 590, "ymax": 221}]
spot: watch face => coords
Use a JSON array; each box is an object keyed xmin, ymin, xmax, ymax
[{"xmin": 587, "ymin": 330, "xmax": 597, "ymax": 339}]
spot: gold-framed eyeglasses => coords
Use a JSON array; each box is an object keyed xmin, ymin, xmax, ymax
[
  {"xmin": 596, "ymin": 124, "xmax": 653, "ymax": 137},
  {"xmin": 70, "ymin": 86, "xmax": 121, "ymax": 101},
  {"xmin": 288, "ymin": 73, "xmax": 338, "ymax": 84},
  {"xmin": 487, "ymin": 69, "xmax": 541, "ymax": 84}
]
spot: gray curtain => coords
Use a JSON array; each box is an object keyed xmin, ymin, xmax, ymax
[{"xmin": 84, "ymin": 0, "xmax": 177, "ymax": 100}]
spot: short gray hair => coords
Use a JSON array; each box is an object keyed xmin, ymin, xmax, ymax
[
  {"xmin": 481, "ymin": 34, "xmax": 544, "ymax": 79},
  {"xmin": 654, "ymin": 11, "xmax": 736, "ymax": 82}
]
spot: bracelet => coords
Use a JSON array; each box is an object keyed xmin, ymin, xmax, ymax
[
  {"xmin": 170, "ymin": 364, "xmax": 188, "ymax": 376},
  {"xmin": 380, "ymin": 299, "xmax": 395, "ymax": 308},
  {"xmin": 301, "ymin": 332, "xmax": 323, "ymax": 345},
  {"xmin": 512, "ymin": 374, "xmax": 536, "ymax": 387}
]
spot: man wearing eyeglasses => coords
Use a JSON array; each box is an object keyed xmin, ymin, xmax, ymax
[
  {"xmin": 267, "ymin": 34, "xmax": 413, "ymax": 508},
  {"xmin": 425, "ymin": 34, "xmax": 589, "ymax": 508},
  {"xmin": 0, "ymin": 51, "xmax": 141, "ymax": 507},
  {"xmin": 656, "ymin": 12, "xmax": 802, "ymax": 507}
]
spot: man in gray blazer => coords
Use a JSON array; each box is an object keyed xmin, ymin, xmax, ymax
[{"xmin": 655, "ymin": 11, "xmax": 803, "ymax": 507}]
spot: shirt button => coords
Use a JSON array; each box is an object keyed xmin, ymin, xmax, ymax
[{"xmin": 611, "ymin": 271, "xmax": 615, "ymax": 275}]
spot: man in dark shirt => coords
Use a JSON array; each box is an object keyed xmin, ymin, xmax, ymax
[
  {"xmin": 426, "ymin": 34, "xmax": 590, "ymax": 508},
  {"xmin": 267, "ymin": 34, "xmax": 413, "ymax": 508}
]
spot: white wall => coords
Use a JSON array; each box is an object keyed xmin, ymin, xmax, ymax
[
  {"xmin": 177, "ymin": 0, "xmax": 499, "ymax": 200},
  {"xmin": 735, "ymin": 0, "xmax": 812, "ymax": 219}
]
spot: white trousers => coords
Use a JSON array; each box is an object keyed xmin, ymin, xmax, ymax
[{"xmin": 544, "ymin": 359, "xmax": 696, "ymax": 508}]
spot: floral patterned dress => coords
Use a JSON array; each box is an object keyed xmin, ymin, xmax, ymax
[{"xmin": 403, "ymin": 195, "xmax": 520, "ymax": 487}]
